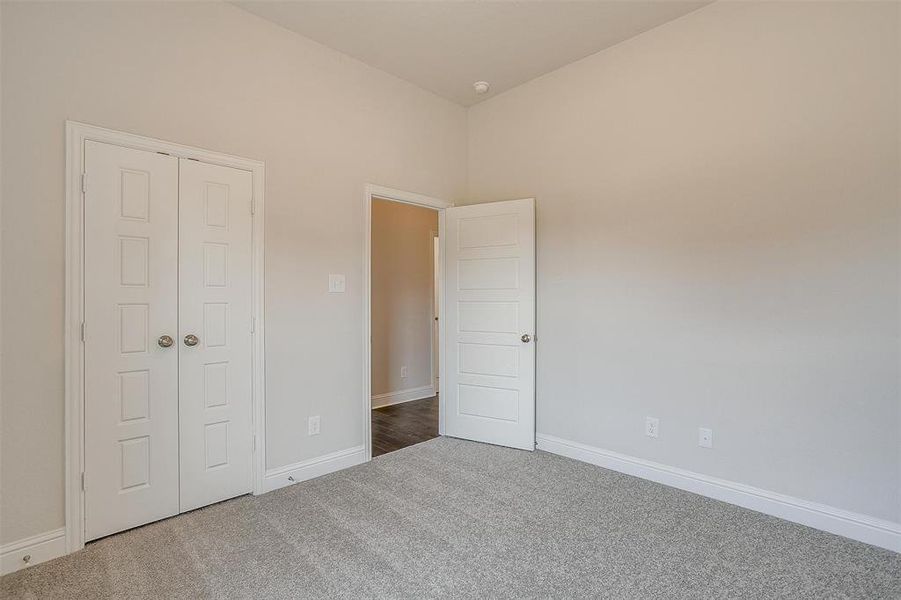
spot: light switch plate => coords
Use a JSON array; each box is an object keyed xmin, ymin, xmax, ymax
[
  {"xmin": 328, "ymin": 274, "xmax": 346, "ymax": 293},
  {"xmin": 699, "ymin": 427, "xmax": 713, "ymax": 448}
]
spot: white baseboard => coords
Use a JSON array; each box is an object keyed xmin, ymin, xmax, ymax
[
  {"xmin": 536, "ymin": 433, "xmax": 900, "ymax": 553},
  {"xmin": 371, "ymin": 384, "xmax": 435, "ymax": 409},
  {"xmin": 2, "ymin": 448, "xmax": 368, "ymax": 574},
  {"xmin": 261, "ymin": 445, "xmax": 366, "ymax": 493},
  {"xmin": 1, "ymin": 527, "xmax": 67, "ymax": 575}
]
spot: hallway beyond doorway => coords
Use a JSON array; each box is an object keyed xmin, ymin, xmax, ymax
[{"xmin": 371, "ymin": 396, "xmax": 439, "ymax": 457}]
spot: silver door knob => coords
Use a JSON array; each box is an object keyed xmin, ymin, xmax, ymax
[
  {"xmin": 184, "ymin": 334, "xmax": 199, "ymax": 347},
  {"xmin": 521, "ymin": 334, "xmax": 531, "ymax": 343},
  {"xmin": 158, "ymin": 335, "xmax": 174, "ymax": 348}
]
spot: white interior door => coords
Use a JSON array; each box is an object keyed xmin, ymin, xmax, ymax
[
  {"xmin": 84, "ymin": 141, "xmax": 180, "ymax": 540},
  {"xmin": 443, "ymin": 198, "xmax": 535, "ymax": 450},
  {"xmin": 178, "ymin": 159, "xmax": 254, "ymax": 512}
]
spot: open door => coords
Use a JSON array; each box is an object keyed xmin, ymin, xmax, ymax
[{"xmin": 442, "ymin": 198, "xmax": 535, "ymax": 450}]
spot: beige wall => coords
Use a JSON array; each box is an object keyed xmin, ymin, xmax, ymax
[
  {"xmin": 371, "ymin": 200, "xmax": 438, "ymax": 403},
  {"xmin": 468, "ymin": 1, "xmax": 900, "ymax": 523},
  {"xmin": 0, "ymin": 1, "xmax": 466, "ymax": 544},
  {"xmin": 2, "ymin": 0, "xmax": 899, "ymax": 547}
]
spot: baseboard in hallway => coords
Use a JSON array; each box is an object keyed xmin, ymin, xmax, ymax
[{"xmin": 370, "ymin": 384, "xmax": 435, "ymax": 409}]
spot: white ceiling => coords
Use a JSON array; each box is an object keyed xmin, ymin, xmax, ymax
[{"xmin": 234, "ymin": 1, "xmax": 710, "ymax": 106}]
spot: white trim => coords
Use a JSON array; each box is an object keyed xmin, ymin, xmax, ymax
[
  {"xmin": 430, "ymin": 230, "xmax": 439, "ymax": 394},
  {"xmin": 1, "ymin": 528, "xmax": 67, "ymax": 576},
  {"xmin": 437, "ymin": 210, "xmax": 446, "ymax": 436},
  {"xmin": 536, "ymin": 433, "xmax": 901, "ymax": 553},
  {"xmin": 363, "ymin": 184, "xmax": 451, "ymax": 461},
  {"xmin": 65, "ymin": 121, "xmax": 266, "ymax": 556},
  {"xmin": 371, "ymin": 384, "xmax": 435, "ymax": 409},
  {"xmin": 249, "ymin": 141, "xmax": 267, "ymax": 505},
  {"xmin": 261, "ymin": 446, "xmax": 366, "ymax": 493},
  {"xmin": 368, "ymin": 184, "xmax": 451, "ymax": 210}
]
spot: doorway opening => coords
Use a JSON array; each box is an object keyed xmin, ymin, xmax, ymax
[
  {"xmin": 370, "ymin": 198, "xmax": 439, "ymax": 456},
  {"xmin": 363, "ymin": 185, "xmax": 451, "ymax": 460},
  {"xmin": 363, "ymin": 187, "xmax": 535, "ymax": 458}
]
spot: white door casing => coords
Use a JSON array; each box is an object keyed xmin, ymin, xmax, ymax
[
  {"xmin": 83, "ymin": 141, "xmax": 180, "ymax": 540},
  {"xmin": 433, "ymin": 233, "xmax": 440, "ymax": 392},
  {"xmin": 177, "ymin": 159, "xmax": 254, "ymax": 512},
  {"xmin": 362, "ymin": 184, "xmax": 452, "ymax": 458},
  {"xmin": 443, "ymin": 198, "xmax": 536, "ymax": 450}
]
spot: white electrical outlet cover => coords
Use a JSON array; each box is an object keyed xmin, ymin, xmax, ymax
[
  {"xmin": 645, "ymin": 417, "xmax": 659, "ymax": 438},
  {"xmin": 699, "ymin": 427, "xmax": 713, "ymax": 448}
]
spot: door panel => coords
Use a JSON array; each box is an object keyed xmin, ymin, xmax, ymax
[
  {"xmin": 84, "ymin": 141, "xmax": 180, "ymax": 540},
  {"xmin": 178, "ymin": 159, "xmax": 254, "ymax": 512},
  {"xmin": 443, "ymin": 199, "xmax": 535, "ymax": 450}
]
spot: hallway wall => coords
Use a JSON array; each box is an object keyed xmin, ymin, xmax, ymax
[{"xmin": 371, "ymin": 199, "xmax": 438, "ymax": 406}]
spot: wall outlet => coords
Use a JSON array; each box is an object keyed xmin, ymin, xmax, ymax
[
  {"xmin": 400, "ymin": 366, "xmax": 408, "ymax": 379},
  {"xmin": 328, "ymin": 274, "xmax": 346, "ymax": 293},
  {"xmin": 308, "ymin": 415, "xmax": 320, "ymax": 436},
  {"xmin": 698, "ymin": 427, "xmax": 713, "ymax": 448},
  {"xmin": 645, "ymin": 417, "xmax": 659, "ymax": 438}
]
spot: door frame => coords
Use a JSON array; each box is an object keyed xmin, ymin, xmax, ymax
[
  {"xmin": 362, "ymin": 184, "xmax": 452, "ymax": 460},
  {"xmin": 430, "ymin": 230, "xmax": 440, "ymax": 394},
  {"xmin": 64, "ymin": 121, "xmax": 266, "ymax": 553}
]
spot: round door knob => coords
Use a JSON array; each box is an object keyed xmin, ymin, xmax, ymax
[
  {"xmin": 184, "ymin": 334, "xmax": 199, "ymax": 347},
  {"xmin": 521, "ymin": 334, "xmax": 531, "ymax": 343},
  {"xmin": 157, "ymin": 335, "xmax": 174, "ymax": 348}
]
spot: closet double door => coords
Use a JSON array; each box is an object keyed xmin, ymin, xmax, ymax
[{"xmin": 83, "ymin": 140, "xmax": 253, "ymax": 541}]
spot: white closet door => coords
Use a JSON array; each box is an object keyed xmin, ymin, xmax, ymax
[
  {"xmin": 443, "ymin": 198, "xmax": 536, "ymax": 451},
  {"xmin": 178, "ymin": 159, "xmax": 254, "ymax": 512},
  {"xmin": 84, "ymin": 141, "xmax": 180, "ymax": 540}
]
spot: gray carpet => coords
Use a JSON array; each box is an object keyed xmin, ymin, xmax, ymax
[{"xmin": 2, "ymin": 437, "xmax": 899, "ymax": 599}]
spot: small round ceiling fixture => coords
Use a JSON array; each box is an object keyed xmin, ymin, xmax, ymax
[{"xmin": 473, "ymin": 81, "xmax": 490, "ymax": 95}]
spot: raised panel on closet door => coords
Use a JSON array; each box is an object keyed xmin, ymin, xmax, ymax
[
  {"xmin": 83, "ymin": 141, "xmax": 180, "ymax": 541},
  {"xmin": 178, "ymin": 159, "xmax": 254, "ymax": 512}
]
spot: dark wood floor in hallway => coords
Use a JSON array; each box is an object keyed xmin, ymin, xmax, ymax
[{"xmin": 371, "ymin": 395, "xmax": 439, "ymax": 457}]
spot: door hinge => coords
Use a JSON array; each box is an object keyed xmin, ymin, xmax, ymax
[
  {"xmin": 250, "ymin": 201, "xmax": 255, "ymax": 216},
  {"xmin": 81, "ymin": 173, "xmax": 88, "ymax": 193},
  {"xmin": 252, "ymin": 434, "xmax": 257, "ymax": 452},
  {"xmin": 80, "ymin": 322, "xmax": 86, "ymax": 342},
  {"xmin": 81, "ymin": 472, "xmax": 85, "ymax": 491},
  {"xmin": 250, "ymin": 316, "xmax": 255, "ymax": 333}
]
